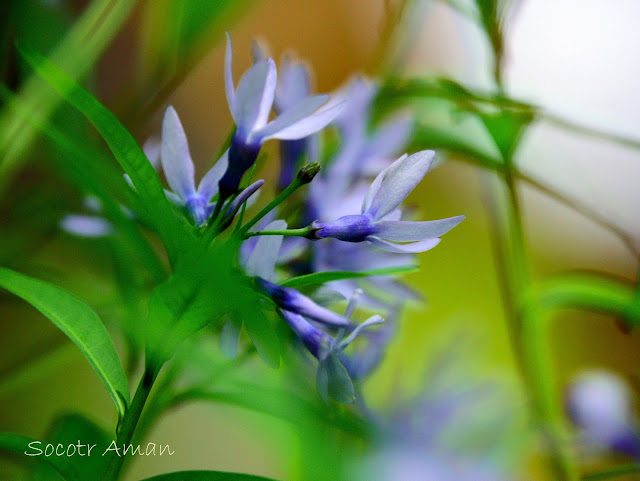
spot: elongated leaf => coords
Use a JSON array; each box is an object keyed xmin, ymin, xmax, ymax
[
  {"xmin": 241, "ymin": 304, "xmax": 280, "ymax": 368},
  {"xmin": 0, "ymin": 268, "xmax": 129, "ymax": 416},
  {"xmin": 140, "ymin": 470, "xmax": 278, "ymax": 481},
  {"xmin": 31, "ymin": 414, "xmax": 110, "ymax": 481},
  {"xmin": 0, "ymin": 432, "xmax": 76, "ymax": 481},
  {"xmin": 18, "ymin": 45, "xmax": 194, "ymax": 262},
  {"xmin": 281, "ymin": 266, "xmax": 418, "ymax": 289},
  {"xmin": 527, "ymin": 273, "xmax": 640, "ymax": 326}
]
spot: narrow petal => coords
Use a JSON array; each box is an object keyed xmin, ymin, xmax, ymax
[
  {"xmin": 225, "ymin": 32, "xmax": 236, "ymax": 118},
  {"xmin": 142, "ymin": 137, "xmax": 161, "ymax": 169},
  {"xmin": 254, "ymin": 95, "xmax": 328, "ymax": 140},
  {"xmin": 234, "ymin": 58, "xmax": 277, "ymax": 133},
  {"xmin": 367, "ymin": 151, "xmax": 435, "ymax": 220},
  {"xmin": 361, "ymin": 154, "xmax": 408, "ymax": 214},
  {"xmin": 223, "ymin": 179, "xmax": 264, "ymax": 224},
  {"xmin": 275, "ymin": 58, "xmax": 311, "ymax": 113},
  {"xmin": 375, "ymin": 216, "xmax": 465, "ymax": 242},
  {"xmin": 338, "ymin": 315, "xmax": 384, "ymax": 349},
  {"xmin": 245, "ymin": 219, "xmax": 287, "ymax": 280},
  {"xmin": 368, "ymin": 236, "xmax": 441, "ymax": 253},
  {"xmin": 258, "ymin": 99, "xmax": 344, "ymax": 141},
  {"xmin": 60, "ymin": 215, "xmax": 112, "ymax": 238},
  {"xmin": 161, "ymin": 106, "xmax": 196, "ymax": 199},
  {"xmin": 197, "ymin": 149, "xmax": 229, "ymax": 201}
]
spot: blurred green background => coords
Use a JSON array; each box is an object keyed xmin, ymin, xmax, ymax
[{"xmin": 1, "ymin": 0, "xmax": 640, "ymax": 479}]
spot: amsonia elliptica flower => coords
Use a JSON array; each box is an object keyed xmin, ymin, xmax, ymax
[
  {"xmin": 159, "ymin": 106, "xmax": 231, "ymax": 226},
  {"xmin": 219, "ymin": 34, "xmax": 342, "ymax": 200},
  {"xmin": 312, "ymin": 151, "xmax": 464, "ymax": 253}
]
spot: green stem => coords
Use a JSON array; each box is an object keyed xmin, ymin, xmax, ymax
[
  {"xmin": 240, "ymin": 165, "xmax": 317, "ymax": 235},
  {"xmin": 103, "ymin": 366, "xmax": 158, "ymax": 481},
  {"xmin": 243, "ymin": 226, "xmax": 313, "ymax": 239}
]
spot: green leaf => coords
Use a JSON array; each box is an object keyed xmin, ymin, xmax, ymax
[
  {"xmin": 31, "ymin": 414, "xmax": 110, "ymax": 481},
  {"xmin": 317, "ymin": 355, "xmax": 355, "ymax": 404},
  {"xmin": 140, "ymin": 470, "xmax": 278, "ymax": 481},
  {"xmin": 242, "ymin": 304, "xmax": 280, "ymax": 369},
  {"xmin": 479, "ymin": 110, "xmax": 533, "ymax": 161},
  {"xmin": 281, "ymin": 266, "xmax": 418, "ymax": 289},
  {"xmin": 17, "ymin": 44, "xmax": 194, "ymax": 262},
  {"xmin": 527, "ymin": 273, "xmax": 640, "ymax": 326},
  {"xmin": 0, "ymin": 267, "xmax": 130, "ymax": 416},
  {"xmin": 0, "ymin": 432, "xmax": 75, "ymax": 481}
]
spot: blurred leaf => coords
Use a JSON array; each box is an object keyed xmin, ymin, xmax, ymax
[
  {"xmin": 0, "ymin": 0, "xmax": 137, "ymax": 193},
  {"xmin": 527, "ymin": 273, "xmax": 640, "ymax": 327},
  {"xmin": 140, "ymin": 470, "xmax": 277, "ymax": 481},
  {"xmin": 18, "ymin": 44, "xmax": 195, "ymax": 264},
  {"xmin": 582, "ymin": 464, "xmax": 640, "ymax": 481},
  {"xmin": 0, "ymin": 432, "xmax": 76, "ymax": 481},
  {"xmin": 241, "ymin": 304, "xmax": 280, "ymax": 368},
  {"xmin": 317, "ymin": 354, "xmax": 354, "ymax": 404},
  {"xmin": 0, "ymin": 267, "xmax": 130, "ymax": 416},
  {"xmin": 411, "ymin": 124, "xmax": 504, "ymax": 170},
  {"xmin": 479, "ymin": 110, "xmax": 533, "ymax": 161},
  {"xmin": 172, "ymin": 383, "xmax": 370, "ymax": 438},
  {"xmin": 281, "ymin": 266, "xmax": 418, "ymax": 289},
  {"xmin": 31, "ymin": 414, "xmax": 110, "ymax": 481}
]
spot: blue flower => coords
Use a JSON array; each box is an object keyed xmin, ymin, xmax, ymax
[
  {"xmin": 312, "ymin": 151, "xmax": 464, "ymax": 252},
  {"xmin": 326, "ymin": 77, "xmax": 413, "ymax": 193},
  {"xmin": 280, "ymin": 293, "xmax": 383, "ymax": 403},
  {"xmin": 220, "ymin": 34, "xmax": 342, "ymax": 199},
  {"xmin": 567, "ymin": 370, "xmax": 640, "ymax": 458},
  {"xmin": 159, "ymin": 106, "xmax": 230, "ymax": 226}
]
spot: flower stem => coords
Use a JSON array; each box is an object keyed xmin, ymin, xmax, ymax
[
  {"xmin": 243, "ymin": 226, "xmax": 313, "ymax": 239},
  {"xmin": 240, "ymin": 162, "xmax": 320, "ymax": 236},
  {"xmin": 103, "ymin": 366, "xmax": 158, "ymax": 481}
]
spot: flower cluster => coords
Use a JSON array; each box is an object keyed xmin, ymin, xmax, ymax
[{"xmin": 61, "ymin": 35, "xmax": 464, "ymax": 403}]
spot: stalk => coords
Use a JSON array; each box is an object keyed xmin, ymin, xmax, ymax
[{"xmin": 103, "ymin": 366, "xmax": 159, "ymax": 481}]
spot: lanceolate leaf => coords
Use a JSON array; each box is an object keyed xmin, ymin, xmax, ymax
[
  {"xmin": 0, "ymin": 268, "xmax": 130, "ymax": 417},
  {"xmin": 140, "ymin": 470, "xmax": 278, "ymax": 481},
  {"xmin": 18, "ymin": 45, "xmax": 194, "ymax": 263},
  {"xmin": 281, "ymin": 266, "xmax": 418, "ymax": 289},
  {"xmin": 0, "ymin": 432, "xmax": 76, "ymax": 481}
]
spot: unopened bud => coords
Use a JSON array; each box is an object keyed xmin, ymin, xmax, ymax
[{"xmin": 297, "ymin": 162, "xmax": 321, "ymax": 184}]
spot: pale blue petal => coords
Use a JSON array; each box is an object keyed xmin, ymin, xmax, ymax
[
  {"xmin": 60, "ymin": 215, "xmax": 112, "ymax": 238},
  {"xmin": 197, "ymin": 149, "xmax": 229, "ymax": 201},
  {"xmin": 368, "ymin": 236, "xmax": 441, "ymax": 253},
  {"xmin": 275, "ymin": 58, "xmax": 311, "ymax": 112},
  {"xmin": 367, "ymin": 151, "xmax": 435, "ymax": 220},
  {"xmin": 338, "ymin": 315, "xmax": 383, "ymax": 349},
  {"xmin": 258, "ymin": 99, "xmax": 344, "ymax": 141},
  {"xmin": 234, "ymin": 58, "xmax": 277, "ymax": 133},
  {"xmin": 142, "ymin": 137, "xmax": 161, "ymax": 169},
  {"xmin": 161, "ymin": 106, "xmax": 196, "ymax": 199},
  {"xmin": 254, "ymin": 95, "xmax": 328, "ymax": 140},
  {"xmin": 225, "ymin": 33, "xmax": 236, "ymax": 118},
  {"xmin": 365, "ymin": 114, "xmax": 413, "ymax": 159},
  {"xmin": 375, "ymin": 216, "xmax": 465, "ymax": 241},
  {"xmin": 245, "ymin": 219, "xmax": 287, "ymax": 280},
  {"xmin": 361, "ymin": 154, "xmax": 407, "ymax": 214},
  {"xmin": 164, "ymin": 189, "xmax": 183, "ymax": 205}
]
